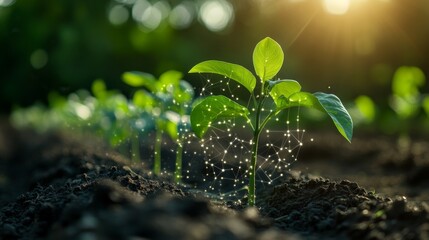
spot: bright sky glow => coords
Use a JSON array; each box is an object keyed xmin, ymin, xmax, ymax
[{"xmin": 323, "ymin": 0, "xmax": 351, "ymax": 15}]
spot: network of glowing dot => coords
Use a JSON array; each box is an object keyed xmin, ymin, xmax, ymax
[{"xmin": 178, "ymin": 75, "xmax": 310, "ymax": 201}]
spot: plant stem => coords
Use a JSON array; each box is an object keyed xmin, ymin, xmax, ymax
[
  {"xmin": 248, "ymin": 127, "xmax": 260, "ymax": 206},
  {"xmin": 154, "ymin": 127, "xmax": 162, "ymax": 175},
  {"xmin": 248, "ymin": 87, "xmax": 266, "ymax": 206},
  {"xmin": 174, "ymin": 137, "xmax": 183, "ymax": 184}
]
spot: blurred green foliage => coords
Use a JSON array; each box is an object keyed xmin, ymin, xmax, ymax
[{"xmin": 2, "ymin": 0, "xmax": 429, "ymax": 135}]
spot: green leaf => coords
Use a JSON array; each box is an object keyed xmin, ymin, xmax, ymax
[
  {"xmin": 392, "ymin": 66, "xmax": 425, "ymax": 98},
  {"xmin": 165, "ymin": 120, "xmax": 178, "ymax": 141},
  {"xmin": 253, "ymin": 37, "xmax": 284, "ymax": 82},
  {"xmin": 269, "ymin": 80, "xmax": 301, "ymax": 104},
  {"xmin": 158, "ymin": 70, "xmax": 183, "ymax": 92},
  {"xmin": 91, "ymin": 79, "xmax": 107, "ymax": 100},
  {"xmin": 189, "ymin": 60, "xmax": 256, "ymax": 93},
  {"xmin": 276, "ymin": 92, "xmax": 322, "ymax": 110},
  {"xmin": 276, "ymin": 92, "xmax": 353, "ymax": 142},
  {"xmin": 123, "ymin": 71, "xmax": 157, "ymax": 91},
  {"xmin": 191, "ymin": 95, "xmax": 250, "ymax": 138},
  {"xmin": 313, "ymin": 92, "xmax": 353, "ymax": 142},
  {"xmin": 173, "ymin": 80, "xmax": 194, "ymax": 105},
  {"xmin": 133, "ymin": 89, "xmax": 154, "ymax": 109},
  {"xmin": 355, "ymin": 95, "xmax": 375, "ymax": 122}
]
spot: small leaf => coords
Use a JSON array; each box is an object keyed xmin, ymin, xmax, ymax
[
  {"xmin": 123, "ymin": 71, "xmax": 157, "ymax": 91},
  {"xmin": 173, "ymin": 80, "xmax": 194, "ymax": 104},
  {"xmin": 91, "ymin": 79, "xmax": 107, "ymax": 100},
  {"xmin": 158, "ymin": 70, "xmax": 183, "ymax": 91},
  {"xmin": 355, "ymin": 95, "xmax": 376, "ymax": 122},
  {"xmin": 165, "ymin": 120, "xmax": 178, "ymax": 141},
  {"xmin": 269, "ymin": 80, "xmax": 301, "ymax": 104},
  {"xmin": 191, "ymin": 95, "xmax": 250, "ymax": 138},
  {"xmin": 276, "ymin": 92, "xmax": 321, "ymax": 111},
  {"xmin": 253, "ymin": 37, "xmax": 284, "ymax": 82},
  {"xmin": 133, "ymin": 89, "xmax": 155, "ymax": 109},
  {"xmin": 313, "ymin": 92, "xmax": 353, "ymax": 142},
  {"xmin": 189, "ymin": 60, "xmax": 256, "ymax": 93}
]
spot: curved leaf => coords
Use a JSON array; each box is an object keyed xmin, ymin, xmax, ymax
[
  {"xmin": 133, "ymin": 89, "xmax": 154, "ymax": 110},
  {"xmin": 191, "ymin": 95, "xmax": 250, "ymax": 138},
  {"xmin": 123, "ymin": 71, "xmax": 157, "ymax": 91},
  {"xmin": 314, "ymin": 92, "xmax": 353, "ymax": 142},
  {"xmin": 159, "ymin": 70, "xmax": 183, "ymax": 91},
  {"xmin": 276, "ymin": 92, "xmax": 322, "ymax": 111},
  {"xmin": 269, "ymin": 80, "xmax": 301, "ymax": 104},
  {"xmin": 253, "ymin": 37, "xmax": 284, "ymax": 82},
  {"xmin": 189, "ymin": 60, "xmax": 256, "ymax": 93},
  {"xmin": 277, "ymin": 92, "xmax": 353, "ymax": 142}
]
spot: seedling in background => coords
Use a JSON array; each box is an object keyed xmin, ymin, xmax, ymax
[
  {"xmin": 91, "ymin": 79, "xmax": 151, "ymax": 161},
  {"xmin": 189, "ymin": 37, "xmax": 353, "ymax": 206},
  {"xmin": 123, "ymin": 70, "xmax": 194, "ymax": 183}
]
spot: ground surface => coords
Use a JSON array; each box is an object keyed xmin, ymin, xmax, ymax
[{"xmin": 0, "ymin": 119, "xmax": 429, "ymax": 240}]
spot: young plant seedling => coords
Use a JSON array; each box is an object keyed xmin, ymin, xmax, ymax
[
  {"xmin": 123, "ymin": 70, "xmax": 194, "ymax": 183},
  {"xmin": 189, "ymin": 37, "xmax": 353, "ymax": 206}
]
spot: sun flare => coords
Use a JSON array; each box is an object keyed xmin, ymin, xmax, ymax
[{"xmin": 323, "ymin": 0, "xmax": 351, "ymax": 15}]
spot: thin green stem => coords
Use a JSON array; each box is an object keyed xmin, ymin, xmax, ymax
[
  {"xmin": 248, "ymin": 127, "xmax": 260, "ymax": 206},
  {"xmin": 154, "ymin": 127, "xmax": 162, "ymax": 175},
  {"xmin": 248, "ymin": 81, "xmax": 267, "ymax": 206},
  {"xmin": 174, "ymin": 137, "xmax": 183, "ymax": 183}
]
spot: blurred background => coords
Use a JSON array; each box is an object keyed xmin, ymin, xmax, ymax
[{"xmin": 1, "ymin": 0, "xmax": 429, "ymax": 134}]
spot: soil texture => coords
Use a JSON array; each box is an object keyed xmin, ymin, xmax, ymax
[{"xmin": 1, "ymin": 120, "xmax": 429, "ymax": 240}]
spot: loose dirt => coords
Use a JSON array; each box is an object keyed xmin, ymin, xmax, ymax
[{"xmin": 1, "ymin": 120, "xmax": 428, "ymax": 240}]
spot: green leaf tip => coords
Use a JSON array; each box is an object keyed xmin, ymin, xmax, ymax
[
  {"xmin": 189, "ymin": 60, "xmax": 256, "ymax": 93},
  {"xmin": 313, "ymin": 92, "xmax": 353, "ymax": 143},
  {"xmin": 253, "ymin": 37, "xmax": 284, "ymax": 82},
  {"xmin": 190, "ymin": 95, "xmax": 250, "ymax": 138},
  {"xmin": 276, "ymin": 91, "xmax": 353, "ymax": 143}
]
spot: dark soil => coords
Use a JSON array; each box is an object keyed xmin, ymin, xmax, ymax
[{"xmin": 1, "ymin": 119, "xmax": 429, "ymax": 240}]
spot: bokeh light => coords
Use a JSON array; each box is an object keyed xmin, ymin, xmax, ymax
[
  {"xmin": 0, "ymin": 0, "xmax": 15, "ymax": 7},
  {"xmin": 199, "ymin": 0, "xmax": 233, "ymax": 32},
  {"xmin": 169, "ymin": 1, "xmax": 195, "ymax": 29},
  {"xmin": 108, "ymin": 5, "xmax": 129, "ymax": 25}
]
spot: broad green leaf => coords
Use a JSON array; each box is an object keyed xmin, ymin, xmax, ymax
[
  {"xmin": 133, "ymin": 89, "xmax": 154, "ymax": 109},
  {"xmin": 276, "ymin": 92, "xmax": 322, "ymax": 111},
  {"xmin": 191, "ymin": 95, "xmax": 250, "ymax": 138},
  {"xmin": 269, "ymin": 80, "xmax": 301, "ymax": 104},
  {"xmin": 313, "ymin": 92, "xmax": 353, "ymax": 142},
  {"xmin": 277, "ymin": 92, "xmax": 353, "ymax": 142},
  {"xmin": 159, "ymin": 70, "xmax": 183, "ymax": 92},
  {"xmin": 253, "ymin": 37, "xmax": 284, "ymax": 82},
  {"xmin": 123, "ymin": 71, "xmax": 157, "ymax": 91},
  {"xmin": 189, "ymin": 60, "xmax": 256, "ymax": 93}
]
